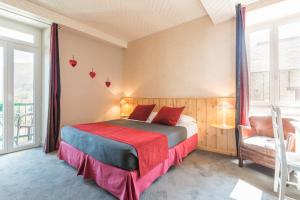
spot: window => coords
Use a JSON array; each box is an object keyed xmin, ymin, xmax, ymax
[
  {"xmin": 247, "ymin": 18, "xmax": 300, "ymax": 116},
  {"xmin": 0, "ymin": 26, "xmax": 34, "ymax": 43},
  {"xmin": 249, "ymin": 29, "xmax": 270, "ymax": 104},
  {"xmin": 278, "ymin": 21, "xmax": 300, "ymax": 105}
]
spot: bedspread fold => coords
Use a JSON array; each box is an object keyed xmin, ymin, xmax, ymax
[{"xmin": 74, "ymin": 122, "xmax": 168, "ymax": 176}]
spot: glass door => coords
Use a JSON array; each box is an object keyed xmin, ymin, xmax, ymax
[
  {"xmin": 0, "ymin": 18, "xmax": 41, "ymax": 154},
  {"xmin": 13, "ymin": 49, "xmax": 35, "ymax": 148},
  {"xmin": 0, "ymin": 44, "xmax": 40, "ymax": 154}
]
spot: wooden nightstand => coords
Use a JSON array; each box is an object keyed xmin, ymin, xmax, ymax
[{"xmin": 205, "ymin": 123, "xmax": 236, "ymax": 156}]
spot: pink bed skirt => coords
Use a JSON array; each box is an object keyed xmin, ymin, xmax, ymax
[{"xmin": 58, "ymin": 134, "xmax": 198, "ymax": 200}]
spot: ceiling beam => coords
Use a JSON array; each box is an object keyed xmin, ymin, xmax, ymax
[
  {"xmin": 0, "ymin": 0, "xmax": 127, "ymax": 48},
  {"xmin": 200, "ymin": 0, "xmax": 235, "ymax": 24},
  {"xmin": 200, "ymin": 0, "xmax": 260, "ymax": 24}
]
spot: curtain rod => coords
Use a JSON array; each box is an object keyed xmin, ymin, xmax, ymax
[{"xmin": 0, "ymin": 7, "xmax": 52, "ymax": 26}]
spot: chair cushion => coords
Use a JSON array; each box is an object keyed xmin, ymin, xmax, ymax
[
  {"xmin": 249, "ymin": 117, "xmax": 273, "ymax": 138},
  {"xmin": 249, "ymin": 116, "xmax": 295, "ymax": 139},
  {"xmin": 243, "ymin": 136, "xmax": 286, "ymax": 157}
]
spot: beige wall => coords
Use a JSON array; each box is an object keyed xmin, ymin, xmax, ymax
[
  {"xmin": 59, "ymin": 29, "xmax": 123, "ymax": 126},
  {"xmin": 123, "ymin": 16, "xmax": 235, "ymax": 98},
  {"xmin": 59, "ymin": 15, "xmax": 236, "ymax": 125}
]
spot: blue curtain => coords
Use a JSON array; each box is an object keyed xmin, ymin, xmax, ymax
[{"xmin": 235, "ymin": 4, "xmax": 249, "ymax": 154}]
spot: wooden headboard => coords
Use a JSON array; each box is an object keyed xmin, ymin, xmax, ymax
[{"xmin": 120, "ymin": 97, "xmax": 237, "ymax": 156}]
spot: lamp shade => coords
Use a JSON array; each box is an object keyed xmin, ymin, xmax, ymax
[
  {"xmin": 217, "ymin": 100, "xmax": 235, "ymax": 127},
  {"xmin": 120, "ymin": 98, "xmax": 130, "ymax": 117},
  {"xmin": 120, "ymin": 99, "xmax": 127, "ymax": 105}
]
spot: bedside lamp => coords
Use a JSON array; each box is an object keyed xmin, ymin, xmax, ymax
[
  {"xmin": 120, "ymin": 99, "xmax": 129, "ymax": 118},
  {"xmin": 218, "ymin": 100, "xmax": 234, "ymax": 128}
]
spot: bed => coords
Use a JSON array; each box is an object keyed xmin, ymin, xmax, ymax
[{"xmin": 58, "ymin": 118, "xmax": 198, "ymax": 200}]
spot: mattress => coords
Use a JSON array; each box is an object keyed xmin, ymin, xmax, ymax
[
  {"xmin": 61, "ymin": 119, "xmax": 197, "ymax": 171},
  {"xmin": 176, "ymin": 121, "xmax": 198, "ymax": 138}
]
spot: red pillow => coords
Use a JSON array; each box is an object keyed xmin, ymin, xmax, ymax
[
  {"xmin": 128, "ymin": 104, "xmax": 155, "ymax": 121},
  {"xmin": 152, "ymin": 106, "xmax": 185, "ymax": 126}
]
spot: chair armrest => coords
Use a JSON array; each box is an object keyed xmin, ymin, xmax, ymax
[
  {"xmin": 286, "ymin": 132, "xmax": 296, "ymax": 152},
  {"xmin": 238, "ymin": 125, "xmax": 256, "ymax": 141}
]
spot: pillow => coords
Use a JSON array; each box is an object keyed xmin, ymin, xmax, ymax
[
  {"xmin": 177, "ymin": 114, "xmax": 196, "ymax": 124},
  {"xmin": 152, "ymin": 106, "xmax": 185, "ymax": 126},
  {"xmin": 128, "ymin": 104, "xmax": 155, "ymax": 121},
  {"xmin": 146, "ymin": 112, "xmax": 157, "ymax": 122}
]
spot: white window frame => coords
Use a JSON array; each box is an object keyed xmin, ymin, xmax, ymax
[
  {"xmin": 0, "ymin": 17, "xmax": 40, "ymax": 47},
  {"xmin": 247, "ymin": 14, "xmax": 300, "ymax": 117},
  {"xmin": 0, "ymin": 17, "xmax": 42, "ymax": 154}
]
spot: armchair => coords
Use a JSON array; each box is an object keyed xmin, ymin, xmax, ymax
[{"xmin": 238, "ymin": 116, "xmax": 296, "ymax": 169}]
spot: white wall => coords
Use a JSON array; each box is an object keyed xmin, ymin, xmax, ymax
[
  {"xmin": 59, "ymin": 28, "xmax": 124, "ymax": 127},
  {"xmin": 41, "ymin": 28, "xmax": 124, "ymax": 145},
  {"xmin": 123, "ymin": 16, "xmax": 235, "ymax": 98}
]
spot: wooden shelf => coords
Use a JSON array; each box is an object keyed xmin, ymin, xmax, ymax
[{"xmin": 209, "ymin": 124, "xmax": 235, "ymax": 130}]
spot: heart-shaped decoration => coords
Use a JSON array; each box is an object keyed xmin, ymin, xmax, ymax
[
  {"xmin": 69, "ymin": 56, "xmax": 77, "ymax": 67},
  {"xmin": 105, "ymin": 77, "xmax": 111, "ymax": 87},
  {"xmin": 89, "ymin": 68, "xmax": 96, "ymax": 79},
  {"xmin": 105, "ymin": 81, "xmax": 111, "ymax": 87}
]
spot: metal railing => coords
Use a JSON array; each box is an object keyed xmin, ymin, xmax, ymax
[
  {"xmin": 14, "ymin": 103, "xmax": 34, "ymax": 123},
  {"xmin": 0, "ymin": 102, "xmax": 33, "ymax": 117},
  {"xmin": 0, "ymin": 103, "xmax": 34, "ymax": 146}
]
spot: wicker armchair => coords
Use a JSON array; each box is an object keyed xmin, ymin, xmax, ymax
[{"xmin": 238, "ymin": 116, "xmax": 296, "ymax": 169}]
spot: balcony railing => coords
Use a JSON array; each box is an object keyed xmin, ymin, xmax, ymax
[{"xmin": 0, "ymin": 103, "xmax": 34, "ymax": 147}]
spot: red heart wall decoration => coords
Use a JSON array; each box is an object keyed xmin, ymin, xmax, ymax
[
  {"xmin": 105, "ymin": 78, "xmax": 111, "ymax": 87},
  {"xmin": 69, "ymin": 55, "xmax": 77, "ymax": 67},
  {"xmin": 89, "ymin": 68, "xmax": 96, "ymax": 79}
]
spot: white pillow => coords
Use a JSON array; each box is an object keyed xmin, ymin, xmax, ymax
[
  {"xmin": 177, "ymin": 114, "xmax": 196, "ymax": 124},
  {"xmin": 146, "ymin": 112, "xmax": 157, "ymax": 122}
]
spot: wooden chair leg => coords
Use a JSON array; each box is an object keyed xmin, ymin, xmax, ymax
[{"xmin": 238, "ymin": 157, "xmax": 244, "ymax": 167}]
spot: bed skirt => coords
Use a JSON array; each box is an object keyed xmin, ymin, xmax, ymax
[{"xmin": 58, "ymin": 134, "xmax": 198, "ymax": 200}]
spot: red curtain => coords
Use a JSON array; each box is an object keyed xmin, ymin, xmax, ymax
[
  {"xmin": 235, "ymin": 4, "xmax": 249, "ymax": 152},
  {"xmin": 44, "ymin": 23, "xmax": 61, "ymax": 153}
]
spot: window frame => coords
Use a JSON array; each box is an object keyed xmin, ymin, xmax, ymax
[
  {"xmin": 0, "ymin": 17, "xmax": 40, "ymax": 48},
  {"xmin": 246, "ymin": 14, "xmax": 300, "ymax": 116}
]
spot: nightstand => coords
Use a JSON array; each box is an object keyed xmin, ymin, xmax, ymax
[{"xmin": 206, "ymin": 123, "xmax": 236, "ymax": 156}]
